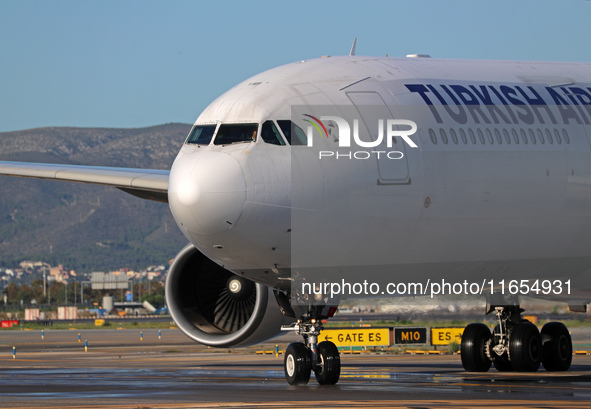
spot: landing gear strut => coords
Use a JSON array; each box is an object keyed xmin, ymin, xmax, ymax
[
  {"xmin": 461, "ymin": 305, "xmax": 572, "ymax": 373},
  {"xmin": 282, "ymin": 317, "xmax": 341, "ymax": 385}
]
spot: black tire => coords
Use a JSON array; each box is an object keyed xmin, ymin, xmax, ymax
[
  {"xmin": 541, "ymin": 322, "xmax": 572, "ymax": 371},
  {"xmin": 460, "ymin": 323, "xmax": 492, "ymax": 372},
  {"xmin": 509, "ymin": 322, "xmax": 541, "ymax": 372},
  {"xmin": 493, "ymin": 358, "xmax": 513, "ymax": 372},
  {"xmin": 284, "ymin": 342, "xmax": 312, "ymax": 385},
  {"xmin": 313, "ymin": 341, "xmax": 341, "ymax": 385}
]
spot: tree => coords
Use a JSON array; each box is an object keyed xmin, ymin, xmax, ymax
[
  {"xmin": 16, "ymin": 284, "xmax": 32, "ymax": 305},
  {"xmin": 4, "ymin": 282, "xmax": 18, "ymax": 305},
  {"xmin": 48, "ymin": 282, "xmax": 65, "ymax": 305},
  {"xmin": 30, "ymin": 279, "xmax": 44, "ymax": 303},
  {"xmin": 141, "ymin": 281, "xmax": 165, "ymax": 309}
]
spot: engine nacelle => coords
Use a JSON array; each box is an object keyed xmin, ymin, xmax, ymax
[{"xmin": 166, "ymin": 244, "xmax": 291, "ymax": 347}]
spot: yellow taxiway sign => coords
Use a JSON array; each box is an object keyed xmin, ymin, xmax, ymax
[
  {"xmin": 321, "ymin": 328, "xmax": 390, "ymax": 347},
  {"xmin": 431, "ymin": 327, "xmax": 464, "ymax": 345}
]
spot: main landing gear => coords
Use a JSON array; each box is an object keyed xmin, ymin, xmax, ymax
[
  {"xmin": 281, "ymin": 318, "xmax": 341, "ymax": 385},
  {"xmin": 461, "ymin": 305, "xmax": 572, "ymax": 373}
]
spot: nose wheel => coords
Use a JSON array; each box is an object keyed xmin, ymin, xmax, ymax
[
  {"xmin": 282, "ymin": 320, "xmax": 341, "ymax": 385},
  {"xmin": 284, "ymin": 342, "xmax": 312, "ymax": 385},
  {"xmin": 313, "ymin": 341, "xmax": 341, "ymax": 385}
]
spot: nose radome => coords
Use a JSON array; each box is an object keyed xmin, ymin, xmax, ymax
[{"xmin": 168, "ymin": 150, "xmax": 246, "ymax": 236}]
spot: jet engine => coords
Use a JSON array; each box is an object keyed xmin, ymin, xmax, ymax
[{"xmin": 165, "ymin": 244, "xmax": 290, "ymax": 347}]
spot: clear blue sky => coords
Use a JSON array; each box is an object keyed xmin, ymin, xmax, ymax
[{"xmin": 1, "ymin": 0, "xmax": 589, "ymax": 132}]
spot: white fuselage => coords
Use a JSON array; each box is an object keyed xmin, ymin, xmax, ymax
[{"xmin": 167, "ymin": 56, "xmax": 591, "ymax": 301}]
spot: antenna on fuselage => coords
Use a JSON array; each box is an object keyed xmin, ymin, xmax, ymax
[{"xmin": 349, "ymin": 38, "xmax": 357, "ymax": 56}]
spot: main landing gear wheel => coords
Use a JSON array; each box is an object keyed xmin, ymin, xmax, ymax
[
  {"xmin": 461, "ymin": 323, "xmax": 492, "ymax": 372},
  {"xmin": 313, "ymin": 341, "xmax": 341, "ymax": 385},
  {"xmin": 509, "ymin": 322, "xmax": 541, "ymax": 372},
  {"xmin": 284, "ymin": 342, "xmax": 312, "ymax": 385},
  {"xmin": 541, "ymin": 322, "xmax": 572, "ymax": 371}
]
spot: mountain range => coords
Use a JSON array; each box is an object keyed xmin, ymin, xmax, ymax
[{"xmin": 0, "ymin": 124, "xmax": 192, "ymax": 272}]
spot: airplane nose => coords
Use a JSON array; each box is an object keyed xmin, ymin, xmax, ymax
[{"xmin": 168, "ymin": 150, "xmax": 246, "ymax": 236}]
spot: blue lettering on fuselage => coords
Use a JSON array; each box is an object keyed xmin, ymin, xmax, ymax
[{"xmin": 404, "ymin": 83, "xmax": 591, "ymax": 126}]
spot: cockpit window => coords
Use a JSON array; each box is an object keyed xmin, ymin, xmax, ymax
[
  {"xmin": 186, "ymin": 125, "xmax": 216, "ymax": 145},
  {"xmin": 277, "ymin": 120, "xmax": 307, "ymax": 145},
  {"xmin": 214, "ymin": 123, "xmax": 258, "ymax": 145},
  {"xmin": 261, "ymin": 121, "xmax": 286, "ymax": 145}
]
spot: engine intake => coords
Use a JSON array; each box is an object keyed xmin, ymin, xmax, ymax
[{"xmin": 166, "ymin": 244, "xmax": 288, "ymax": 347}]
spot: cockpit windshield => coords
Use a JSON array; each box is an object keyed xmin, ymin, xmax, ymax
[
  {"xmin": 261, "ymin": 120, "xmax": 286, "ymax": 145},
  {"xmin": 277, "ymin": 120, "xmax": 307, "ymax": 145},
  {"xmin": 186, "ymin": 121, "xmax": 306, "ymax": 147},
  {"xmin": 214, "ymin": 123, "xmax": 258, "ymax": 145},
  {"xmin": 186, "ymin": 125, "xmax": 216, "ymax": 145}
]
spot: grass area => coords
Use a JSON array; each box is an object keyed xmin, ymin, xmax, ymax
[
  {"xmin": 325, "ymin": 318, "xmax": 591, "ymax": 328},
  {"xmin": 4, "ymin": 316, "xmax": 590, "ymax": 332},
  {"xmin": 2, "ymin": 320, "xmax": 177, "ymax": 331},
  {"xmin": 325, "ymin": 319, "xmax": 470, "ymax": 328}
]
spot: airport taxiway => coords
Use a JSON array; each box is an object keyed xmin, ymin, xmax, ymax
[{"xmin": 0, "ymin": 328, "xmax": 590, "ymax": 408}]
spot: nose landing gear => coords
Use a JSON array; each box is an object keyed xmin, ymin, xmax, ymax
[{"xmin": 282, "ymin": 319, "xmax": 341, "ymax": 385}]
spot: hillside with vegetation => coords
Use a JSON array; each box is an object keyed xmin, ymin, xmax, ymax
[{"xmin": 0, "ymin": 124, "xmax": 192, "ymax": 272}]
